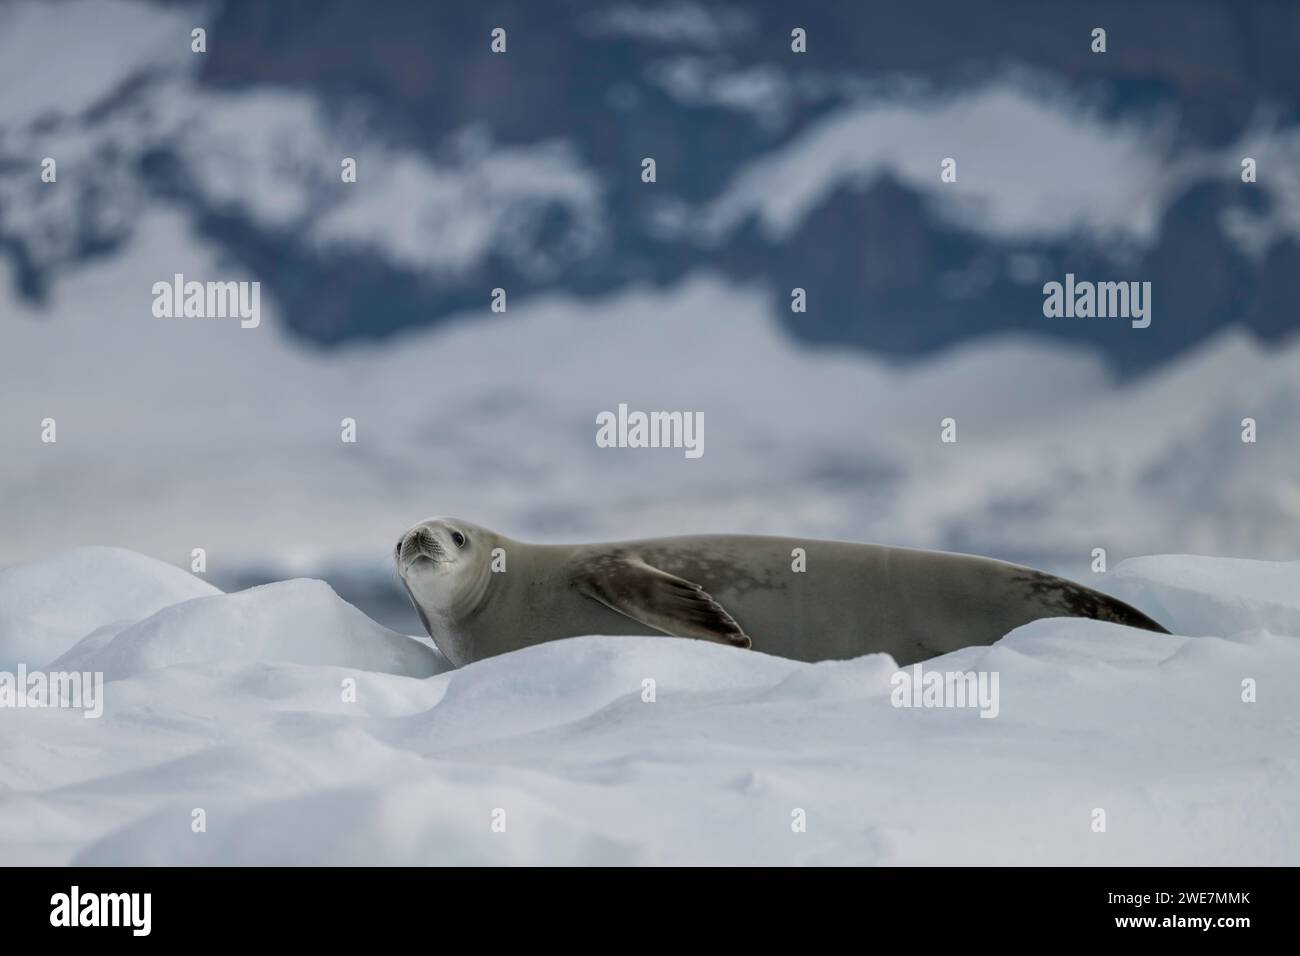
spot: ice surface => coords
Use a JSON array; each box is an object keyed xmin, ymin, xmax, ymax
[
  {"xmin": 0, "ymin": 547, "xmax": 218, "ymax": 671},
  {"xmin": 47, "ymin": 577, "xmax": 448, "ymax": 681},
  {"xmin": 0, "ymin": 547, "xmax": 1295, "ymax": 865},
  {"xmin": 1110, "ymin": 554, "xmax": 1300, "ymax": 639}
]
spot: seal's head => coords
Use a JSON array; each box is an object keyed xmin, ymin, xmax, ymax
[{"xmin": 394, "ymin": 517, "xmax": 494, "ymax": 662}]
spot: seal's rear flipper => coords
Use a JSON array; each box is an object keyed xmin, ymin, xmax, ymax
[
  {"xmin": 1011, "ymin": 570, "xmax": 1171, "ymax": 634},
  {"xmin": 576, "ymin": 557, "xmax": 752, "ymax": 648}
]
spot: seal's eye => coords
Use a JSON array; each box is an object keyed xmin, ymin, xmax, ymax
[{"xmin": 451, "ymin": 531, "xmax": 466, "ymax": 548}]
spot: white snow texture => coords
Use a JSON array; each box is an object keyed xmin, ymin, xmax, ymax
[{"xmin": 0, "ymin": 547, "xmax": 1295, "ymax": 865}]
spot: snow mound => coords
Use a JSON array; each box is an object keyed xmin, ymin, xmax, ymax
[
  {"xmin": 1109, "ymin": 555, "xmax": 1300, "ymax": 637},
  {"xmin": 49, "ymin": 578, "xmax": 447, "ymax": 681},
  {"xmin": 0, "ymin": 547, "xmax": 1297, "ymax": 865},
  {"xmin": 0, "ymin": 546, "xmax": 218, "ymax": 669}
]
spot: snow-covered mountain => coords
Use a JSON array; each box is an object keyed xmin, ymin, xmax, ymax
[{"xmin": 3, "ymin": 0, "xmax": 1300, "ymax": 371}]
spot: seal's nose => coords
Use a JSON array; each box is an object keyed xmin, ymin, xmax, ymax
[{"xmin": 397, "ymin": 526, "xmax": 446, "ymax": 566}]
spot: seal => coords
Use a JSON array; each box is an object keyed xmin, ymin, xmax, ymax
[{"xmin": 394, "ymin": 517, "xmax": 1168, "ymax": 667}]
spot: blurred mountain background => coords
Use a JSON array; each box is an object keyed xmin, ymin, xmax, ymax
[
  {"xmin": 3, "ymin": 0, "xmax": 1299, "ymax": 630},
  {"xmin": 7, "ymin": 0, "xmax": 1300, "ymax": 369}
]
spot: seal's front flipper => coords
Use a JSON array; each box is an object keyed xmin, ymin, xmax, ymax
[{"xmin": 576, "ymin": 557, "xmax": 752, "ymax": 649}]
